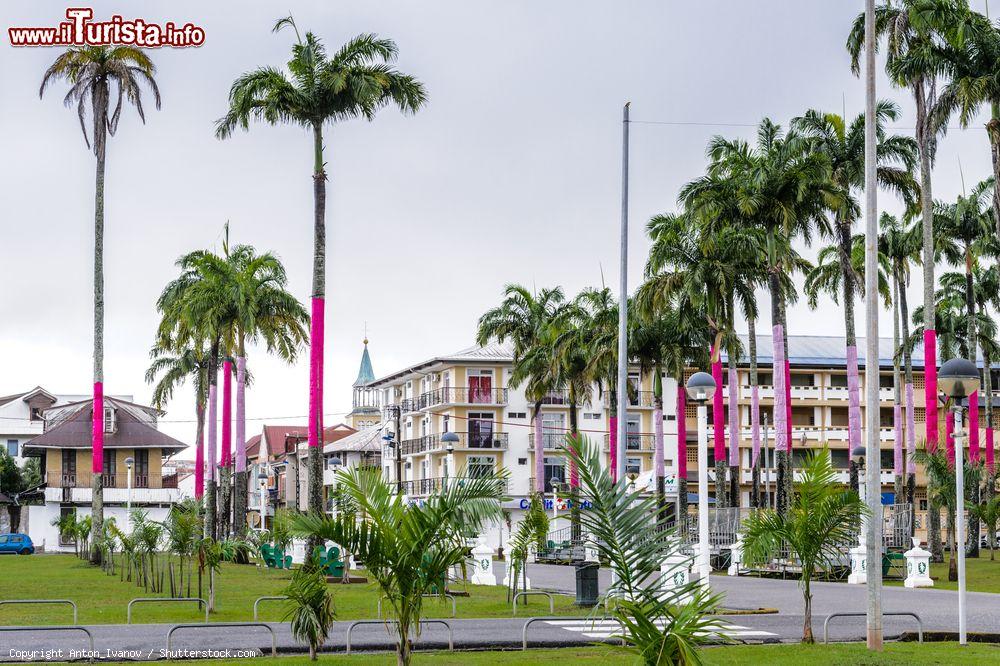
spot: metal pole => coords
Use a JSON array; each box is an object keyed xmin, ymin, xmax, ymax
[
  {"xmin": 697, "ymin": 402, "xmax": 711, "ymax": 591},
  {"xmin": 954, "ymin": 405, "xmax": 967, "ymax": 645},
  {"xmin": 863, "ymin": 0, "xmax": 883, "ymax": 650},
  {"xmin": 126, "ymin": 465, "xmax": 133, "ymax": 527},
  {"xmin": 616, "ymin": 102, "xmax": 630, "ymax": 485},
  {"xmin": 763, "ymin": 413, "xmax": 770, "ymax": 510}
]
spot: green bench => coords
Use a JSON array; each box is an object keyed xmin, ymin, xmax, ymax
[
  {"xmin": 313, "ymin": 545, "xmax": 346, "ymax": 578},
  {"xmin": 261, "ymin": 544, "xmax": 292, "ymax": 569}
]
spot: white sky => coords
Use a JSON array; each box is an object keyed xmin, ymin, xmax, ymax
[{"xmin": 1, "ymin": 1, "xmax": 995, "ymax": 456}]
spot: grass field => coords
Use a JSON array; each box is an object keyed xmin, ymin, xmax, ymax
[
  {"xmin": 60, "ymin": 642, "xmax": 1000, "ymax": 665},
  {"xmin": 0, "ymin": 554, "xmax": 580, "ymax": 625},
  {"xmin": 885, "ymin": 552, "xmax": 1000, "ymax": 593}
]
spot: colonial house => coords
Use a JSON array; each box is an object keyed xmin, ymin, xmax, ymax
[
  {"xmin": 21, "ymin": 396, "xmax": 186, "ymax": 552},
  {"xmin": 322, "ymin": 427, "xmax": 384, "ymax": 512}
]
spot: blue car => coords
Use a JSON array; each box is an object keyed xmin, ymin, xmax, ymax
[{"xmin": 0, "ymin": 533, "xmax": 34, "ymax": 555}]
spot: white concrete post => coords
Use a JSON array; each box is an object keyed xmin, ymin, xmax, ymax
[
  {"xmin": 848, "ymin": 533, "xmax": 868, "ymax": 585},
  {"xmin": 469, "ymin": 536, "xmax": 497, "ymax": 586},
  {"xmin": 727, "ymin": 532, "xmax": 743, "ymax": 576},
  {"xmin": 660, "ymin": 550, "xmax": 693, "ymax": 604},
  {"xmin": 903, "ymin": 536, "xmax": 933, "ymax": 588}
]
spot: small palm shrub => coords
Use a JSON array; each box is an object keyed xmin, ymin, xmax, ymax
[{"xmin": 283, "ymin": 557, "xmax": 336, "ymax": 660}]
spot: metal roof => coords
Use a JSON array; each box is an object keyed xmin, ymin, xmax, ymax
[
  {"xmin": 722, "ymin": 334, "xmax": 928, "ymax": 369},
  {"xmin": 353, "ymin": 341, "xmax": 376, "ymax": 387}
]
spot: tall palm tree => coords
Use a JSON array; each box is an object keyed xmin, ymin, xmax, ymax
[
  {"xmin": 849, "ymin": 1, "xmax": 968, "ymax": 554},
  {"xmin": 881, "ymin": 213, "xmax": 923, "ymax": 526},
  {"xmin": 804, "ymin": 231, "xmax": 893, "ymax": 493},
  {"xmin": 40, "ymin": 46, "xmax": 161, "ymax": 563},
  {"xmin": 682, "ymin": 120, "xmax": 830, "ymax": 514},
  {"xmin": 477, "ymin": 285, "xmax": 565, "ymax": 496},
  {"xmin": 216, "ymin": 16, "xmax": 426, "ymax": 531},
  {"xmin": 793, "ymin": 102, "xmax": 918, "ymax": 494}
]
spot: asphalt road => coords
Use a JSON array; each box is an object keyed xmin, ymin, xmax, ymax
[{"xmin": 1, "ymin": 564, "xmax": 998, "ymax": 660}]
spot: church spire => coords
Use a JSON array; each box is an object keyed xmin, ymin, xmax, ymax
[{"xmin": 353, "ymin": 338, "xmax": 375, "ymax": 388}]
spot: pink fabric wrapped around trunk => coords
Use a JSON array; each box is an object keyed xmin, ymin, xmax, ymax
[
  {"xmin": 924, "ymin": 331, "xmax": 938, "ymax": 452},
  {"xmin": 92, "ymin": 381, "xmax": 104, "ymax": 473},
  {"xmin": 751, "ymin": 386, "xmax": 761, "ymax": 467},
  {"xmin": 609, "ymin": 415, "xmax": 618, "ymax": 483},
  {"xmin": 194, "ymin": 421, "xmax": 204, "ymax": 499},
  {"xmin": 712, "ymin": 357, "xmax": 724, "ymax": 460},
  {"xmin": 728, "ymin": 364, "xmax": 739, "ymax": 466},
  {"xmin": 946, "ymin": 409, "xmax": 955, "ymax": 468},
  {"xmin": 308, "ymin": 297, "xmax": 325, "ymax": 448},
  {"xmin": 236, "ymin": 357, "xmax": 247, "ymax": 474},
  {"xmin": 772, "ymin": 325, "xmax": 788, "ymax": 453},
  {"xmin": 906, "ymin": 383, "xmax": 916, "ymax": 475},
  {"xmin": 893, "ymin": 402, "xmax": 903, "ymax": 475},
  {"xmin": 969, "ymin": 391, "xmax": 980, "ymax": 462},
  {"xmin": 654, "ymin": 405, "xmax": 664, "ymax": 479},
  {"xmin": 222, "ymin": 360, "xmax": 232, "ymax": 468},
  {"xmin": 988, "ymin": 428, "xmax": 995, "ymax": 473},
  {"xmin": 846, "ymin": 346, "xmax": 862, "ymax": 458},
  {"xmin": 785, "ymin": 360, "xmax": 792, "ymax": 451},
  {"xmin": 677, "ymin": 389, "xmax": 687, "ymax": 479},
  {"xmin": 534, "ymin": 410, "xmax": 544, "ymax": 493},
  {"xmin": 208, "ymin": 382, "xmax": 217, "ymax": 483}
]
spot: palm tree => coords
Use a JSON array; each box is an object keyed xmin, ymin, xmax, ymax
[
  {"xmin": 793, "ymin": 102, "xmax": 918, "ymax": 497},
  {"xmin": 848, "ymin": 3, "xmax": 966, "ymax": 558},
  {"xmin": 881, "ymin": 212, "xmax": 923, "ymax": 525},
  {"xmin": 477, "ymin": 285, "xmax": 566, "ymax": 496},
  {"xmin": 216, "ymin": 16, "xmax": 426, "ymax": 531},
  {"xmin": 804, "ymin": 231, "xmax": 892, "ymax": 493},
  {"xmin": 40, "ymin": 45, "xmax": 161, "ymax": 563},
  {"xmin": 969, "ymin": 495, "xmax": 1000, "ymax": 560},
  {"xmin": 293, "ymin": 467, "xmax": 505, "ymax": 666},
  {"xmin": 283, "ymin": 561, "xmax": 336, "ymax": 660},
  {"xmin": 917, "ymin": 447, "xmax": 982, "ymax": 580},
  {"xmin": 682, "ymin": 119, "xmax": 830, "ymax": 515},
  {"xmin": 638, "ymin": 212, "xmax": 757, "ymax": 508},
  {"xmin": 741, "ymin": 449, "xmax": 865, "ymax": 643}
]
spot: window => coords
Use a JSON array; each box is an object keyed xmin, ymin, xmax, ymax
[
  {"xmin": 6, "ymin": 440, "xmax": 17, "ymax": 457},
  {"xmin": 507, "ymin": 412, "xmax": 527, "ymax": 420},
  {"xmin": 790, "ymin": 374, "xmax": 815, "ymax": 387},
  {"xmin": 625, "ymin": 457, "xmax": 641, "ymax": 476},
  {"xmin": 830, "ymin": 374, "xmax": 848, "ymax": 388},
  {"xmin": 518, "ymin": 458, "xmax": 527, "ymax": 465},
  {"xmin": 584, "ymin": 413, "xmax": 601, "ymax": 420},
  {"xmin": 59, "ymin": 507, "xmax": 76, "ymax": 545},
  {"xmin": 135, "ymin": 450, "xmax": 149, "ymax": 487},
  {"xmin": 543, "ymin": 456, "xmax": 565, "ymax": 493},
  {"xmin": 103, "ymin": 450, "xmax": 116, "ymax": 486},
  {"xmin": 468, "ymin": 369, "xmax": 494, "ymax": 403},
  {"xmin": 541, "ymin": 412, "xmax": 565, "ymax": 448},
  {"xmin": 103, "ymin": 407, "xmax": 116, "ymax": 433},
  {"xmin": 468, "ymin": 455, "xmax": 495, "ymax": 479},
  {"xmin": 468, "ymin": 412, "xmax": 494, "ymax": 447},
  {"xmin": 61, "ymin": 449, "xmax": 77, "ymax": 484},
  {"xmin": 29, "ymin": 407, "xmax": 43, "ymax": 421}
]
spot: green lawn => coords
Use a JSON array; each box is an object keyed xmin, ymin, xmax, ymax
[
  {"xmin": 885, "ymin": 552, "xmax": 1000, "ymax": 593},
  {"xmin": 70, "ymin": 643, "xmax": 1000, "ymax": 665},
  {"xmin": 0, "ymin": 554, "xmax": 580, "ymax": 625}
]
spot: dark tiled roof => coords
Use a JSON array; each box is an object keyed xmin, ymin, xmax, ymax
[{"xmin": 23, "ymin": 401, "xmax": 186, "ymax": 454}]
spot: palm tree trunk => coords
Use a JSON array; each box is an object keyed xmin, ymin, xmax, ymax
[
  {"xmin": 533, "ymin": 401, "xmax": 544, "ymax": 495},
  {"xmin": 307, "ymin": 122, "xmax": 327, "ymax": 554},
  {"xmin": 653, "ymin": 369, "xmax": 666, "ymax": 530},
  {"xmin": 839, "ymin": 222, "xmax": 863, "ymax": 497},
  {"xmin": 988, "ymin": 113, "xmax": 1000, "ymax": 237},
  {"xmin": 748, "ymin": 315, "xmax": 761, "ymax": 509},
  {"xmin": 206, "ymin": 340, "xmax": 220, "ymax": 540},
  {"xmin": 569, "ymin": 396, "xmax": 581, "ymax": 541},
  {"xmin": 676, "ymin": 378, "xmax": 688, "ymax": 531},
  {"xmin": 220, "ymin": 360, "xmax": 233, "ymax": 539},
  {"xmin": 195, "ymin": 389, "xmax": 205, "ymax": 501},
  {"xmin": 90, "ymin": 81, "xmax": 110, "ymax": 565},
  {"xmin": 728, "ymin": 362, "xmax": 740, "ymax": 508},
  {"xmin": 233, "ymin": 354, "xmax": 248, "ymax": 538},
  {"xmin": 769, "ymin": 252, "xmax": 790, "ymax": 516},
  {"xmin": 711, "ymin": 346, "xmax": 728, "ymax": 508},
  {"xmin": 608, "ymin": 391, "xmax": 619, "ymax": 483},
  {"xmin": 802, "ymin": 580, "xmax": 814, "ymax": 644},
  {"xmin": 965, "ymin": 254, "xmax": 980, "ymax": 558},
  {"xmin": 899, "ymin": 267, "xmax": 917, "ymax": 536},
  {"xmin": 893, "ymin": 272, "xmax": 904, "ymax": 500},
  {"xmin": 917, "ymin": 91, "xmax": 942, "ymax": 562}
]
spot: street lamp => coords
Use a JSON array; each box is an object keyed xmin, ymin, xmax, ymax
[
  {"xmin": 257, "ymin": 471, "xmax": 268, "ymax": 530},
  {"xmin": 550, "ymin": 476, "xmax": 564, "ymax": 527},
  {"xmin": 851, "ymin": 444, "xmax": 867, "ymax": 510},
  {"xmin": 442, "ymin": 430, "xmax": 459, "ymax": 488},
  {"xmin": 940, "ymin": 357, "xmax": 980, "ymax": 647},
  {"xmin": 686, "ymin": 371, "xmax": 716, "ymax": 591},
  {"xmin": 124, "ymin": 457, "xmax": 134, "ymax": 530}
]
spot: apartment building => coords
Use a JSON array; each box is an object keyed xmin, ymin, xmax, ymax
[{"xmin": 21, "ymin": 396, "xmax": 186, "ymax": 552}]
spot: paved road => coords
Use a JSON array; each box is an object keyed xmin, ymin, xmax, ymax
[{"xmin": 2, "ymin": 565, "xmax": 999, "ymax": 660}]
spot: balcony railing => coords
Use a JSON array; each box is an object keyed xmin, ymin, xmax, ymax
[
  {"xmin": 427, "ymin": 431, "xmax": 509, "ymax": 451},
  {"xmin": 602, "ymin": 433, "xmax": 654, "ymax": 452},
  {"xmin": 418, "ymin": 387, "xmax": 508, "ymax": 409},
  {"xmin": 46, "ymin": 471, "xmax": 178, "ymax": 489},
  {"xmin": 397, "ymin": 476, "xmax": 509, "ymax": 496},
  {"xmin": 627, "ymin": 391, "xmax": 656, "ymax": 407},
  {"xmin": 528, "ymin": 432, "xmax": 570, "ymax": 451},
  {"xmin": 540, "ymin": 390, "xmax": 570, "ymax": 405},
  {"xmin": 400, "ymin": 437, "xmax": 427, "ymax": 456}
]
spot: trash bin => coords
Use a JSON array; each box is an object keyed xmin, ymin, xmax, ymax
[{"xmin": 575, "ymin": 562, "xmax": 599, "ymax": 607}]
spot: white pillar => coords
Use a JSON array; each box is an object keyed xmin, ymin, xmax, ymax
[
  {"xmin": 469, "ymin": 536, "xmax": 497, "ymax": 586},
  {"xmin": 848, "ymin": 533, "xmax": 868, "ymax": 585},
  {"xmin": 728, "ymin": 532, "xmax": 743, "ymax": 576},
  {"xmin": 903, "ymin": 537, "xmax": 933, "ymax": 588}
]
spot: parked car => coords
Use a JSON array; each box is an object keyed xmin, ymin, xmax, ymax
[
  {"xmin": 0, "ymin": 533, "xmax": 34, "ymax": 555},
  {"xmin": 980, "ymin": 535, "xmax": 1000, "ymax": 550}
]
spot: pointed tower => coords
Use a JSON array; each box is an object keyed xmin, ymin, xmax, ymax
[{"xmin": 348, "ymin": 338, "xmax": 381, "ymax": 429}]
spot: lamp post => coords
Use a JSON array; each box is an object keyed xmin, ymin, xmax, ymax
[
  {"xmin": 257, "ymin": 471, "xmax": 268, "ymax": 530},
  {"xmin": 442, "ymin": 430, "xmax": 459, "ymax": 491},
  {"xmin": 851, "ymin": 445, "xmax": 867, "ymax": 517},
  {"xmin": 124, "ymin": 456, "xmax": 134, "ymax": 530},
  {"xmin": 550, "ymin": 476, "xmax": 563, "ymax": 529},
  {"xmin": 939, "ymin": 357, "xmax": 980, "ymax": 646},
  {"xmin": 686, "ymin": 371, "xmax": 716, "ymax": 590},
  {"xmin": 382, "ymin": 430, "xmax": 399, "ymax": 492}
]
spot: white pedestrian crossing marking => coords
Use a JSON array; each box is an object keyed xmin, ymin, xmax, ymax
[{"xmin": 543, "ymin": 618, "xmax": 778, "ymax": 641}]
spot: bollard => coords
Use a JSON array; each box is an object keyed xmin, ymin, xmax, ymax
[{"xmin": 903, "ymin": 537, "xmax": 933, "ymax": 588}]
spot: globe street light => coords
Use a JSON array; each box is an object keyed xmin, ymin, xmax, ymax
[
  {"xmin": 550, "ymin": 476, "xmax": 564, "ymax": 528},
  {"xmin": 442, "ymin": 430, "xmax": 459, "ymax": 489},
  {"xmin": 686, "ymin": 371, "xmax": 716, "ymax": 591},
  {"xmin": 939, "ymin": 357, "xmax": 980, "ymax": 646},
  {"xmin": 257, "ymin": 471, "xmax": 268, "ymax": 530}
]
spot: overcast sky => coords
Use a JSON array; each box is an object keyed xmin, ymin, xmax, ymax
[{"xmin": 1, "ymin": 1, "xmax": 996, "ymax": 454}]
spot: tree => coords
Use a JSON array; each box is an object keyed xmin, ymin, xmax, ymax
[
  {"xmin": 292, "ymin": 467, "xmax": 505, "ymax": 666},
  {"xmin": 284, "ymin": 560, "xmax": 336, "ymax": 660},
  {"xmin": 40, "ymin": 45, "xmax": 161, "ymax": 564},
  {"xmin": 848, "ymin": 0, "xmax": 968, "ymax": 560},
  {"xmin": 0, "ymin": 449, "xmax": 40, "ymax": 532},
  {"xmin": 216, "ymin": 16, "xmax": 426, "ymax": 543},
  {"xmin": 682, "ymin": 118, "xmax": 829, "ymax": 515},
  {"xmin": 478, "ymin": 285, "xmax": 566, "ymax": 498},
  {"xmin": 563, "ymin": 435, "xmax": 724, "ymax": 665},
  {"xmin": 969, "ymin": 495, "xmax": 1000, "ymax": 560},
  {"xmin": 917, "ymin": 446, "xmax": 982, "ymax": 580},
  {"xmin": 794, "ymin": 101, "xmax": 918, "ymax": 498},
  {"xmin": 741, "ymin": 449, "xmax": 866, "ymax": 643},
  {"xmin": 506, "ymin": 494, "xmax": 548, "ymax": 604}
]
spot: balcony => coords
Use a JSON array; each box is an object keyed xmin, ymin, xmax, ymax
[
  {"xmin": 528, "ymin": 432, "xmax": 570, "ymax": 451},
  {"xmin": 627, "ymin": 391, "xmax": 656, "ymax": 408},
  {"xmin": 418, "ymin": 387, "xmax": 509, "ymax": 409},
  {"xmin": 45, "ymin": 471, "xmax": 181, "ymax": 504},
  {"xmin": 400, "ymin": 437, "xmax": 427, "ymax": 456},
  {"xmin": 398, "ymin": 476, "xmax": 509, "ymax": 497},
  {"xmin": 425, "ymin": 431, "xmax": 509, "ymax": 452},
  {"xmin": 540, "ymin": 389, "xmax": 570, "ymax": 406},
  {"xmin": 739, "ymin": 384, "xmax": 775, "ymax": 399},
  {"xmin": 602, "ymin": 433, "xmax": 655, "ymax": 452},
  {"xmin": 790, "ymin": 385, "xmax": 822, "ymax": 399}
]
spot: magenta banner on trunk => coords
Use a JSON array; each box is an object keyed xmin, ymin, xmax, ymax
[
  {"xmin": 924, "ymin": 330, "xmax": 938, "ymax": 452},
  {"xmin": 91, "ymin": 381, "xmax": 103, "ymax": 473},
  {"xmin": 222, "ymin": 360, "xmax": 232, "ymax": 467},
  {"xmin": 728, "ymin": 364, "xmax": 738, "ymax": 467},
  {"xmin": 676, "ymin": 389, "xmax": 687, "ymax": 479},
  {"xmin": 906, "ymin": 382, "xmax": 916, "ymax": 475},
  {"xmin": 772, "ymin": 324, "xmax": 788, "ymax": 453},
  {"xmin": 235, "ymin": 356, "xmax": 247, "ymax": 474},
  {"xmin": 969, "ymin": 391, "xmax": 980, "ymax": 462},
  {"xmin": 308, "ymin": 296, "xmax": 325, "ymax": 448},
  {"xmin": 711, "ymin": 357, "xmax": 724, "ymax": 460}
]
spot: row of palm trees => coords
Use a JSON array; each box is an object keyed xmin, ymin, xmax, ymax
[
  {"xmin": 39, "ymin": 16, "xmax": 425, "ymax": 558},
  {"xmin": 147, "ymin": 232, "xmax": 308, "ymax": 539}
]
